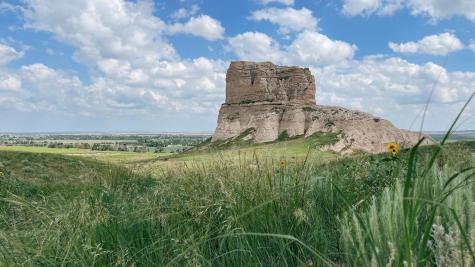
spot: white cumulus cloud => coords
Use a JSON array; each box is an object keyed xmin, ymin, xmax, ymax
[
  {"xmin": 249, "ymin": 7, "xmax": 318, "ymax": 34},
  {"xmin": 407, "ymin": 0, "xmax": 475, "ymax": 22},
  {"xmin": 170, "ymin": 4, "xmax": 200, "ymax": 20},
  {"xmin": 342, "ymin": 0, "xmax": 475, "ymax": 22},
  {"xmin": 168, "ymin": 15, "xmax": 225, "ymax": 41},
  {"xmin": 315, "ymin": 56, "xmax": 475, "ymax": 130},
  {"xmin": 227, "ymin": 32, "xmax": 283, "ymax": 62},
  {"xmin": 258, "ymin": 0, "xmax": 294, "ymax": 5},
  {"xmin": 228, "ymin": 31, "xmax": 356, "ymax": 66},
  {"xmin": 342, "ymin": 0, "xmax": 382, "ymax": 16},
  {"xmin": 287, "ymin": 31, "xmax": 357, "ymax": 65},
  {"xmin": 470, "ymin": 41, "xmax": 475, "ymax": 53},
  {"xmin": 24, "ymin": 0, "xmax": 176, "ymax": 66},
  {"xmin": 389, "ymin": 32, "xmax": 464, "ymax": 56},
  {"xmin": 0, "ymin": 74, "xmax": 22, "ymax": 91},
  {"xmin": 0, "ymin": 43, "xmax": 23, "ymax": 65},
  {"xmin": 17, "ymin": 0, "xmax": 228, "ymax": 118}
]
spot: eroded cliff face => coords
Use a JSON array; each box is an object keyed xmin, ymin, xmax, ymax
[
  {"xmin": 212, "ymin": 61, "xmax": 433, "ymax": 154},
  {"xmin": 225, "ymin": 61, "xmax": 316, "ymax": 105}
]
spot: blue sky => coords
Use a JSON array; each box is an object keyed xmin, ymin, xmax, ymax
[{"xmin": 0, "ymin": 0, "xmax": 474, "ymax": 132}]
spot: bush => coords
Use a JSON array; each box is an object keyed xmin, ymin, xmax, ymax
[{"xmin": 277, "ymin": 130, "xmax": 289, "ymax": 141}]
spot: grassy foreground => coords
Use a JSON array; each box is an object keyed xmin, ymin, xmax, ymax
[{"xmin": 1, "ymin": 140, "xmax": 474, "ymax": 266}]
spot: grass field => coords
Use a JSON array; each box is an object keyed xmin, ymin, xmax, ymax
[
  {"xmin": 0, "ymin": 146, "xmax": 168, "ymax": 166},
  {"xmin": 137, "ymin": 132, "xmax": 339, "ymax": 172},
  {"xmin": 1, "ymin": 136, "xmax": 475, "ymax": 265},
  {"xmin": 1, "ymin": 132, "xmax": 339, "ymax": 174}
]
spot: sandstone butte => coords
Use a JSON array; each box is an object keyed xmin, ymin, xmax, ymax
[{"xmin": 212, "ymin": 61, "xmax": 434, "ymax": 154}]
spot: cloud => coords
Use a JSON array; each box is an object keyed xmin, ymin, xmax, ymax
[
  {"xmin": 0, "ymin": 43, "xmax": 23, "ymax": 65},
  {"xmin": 258, "ymin": 0, "xmax": 294, "ymax": 5},
  {"xmin": 0, "ymin": 2, "xmax": 24, "ymax": 14},
  {"xmin": 0, "ymin": 57, "xmax": 227, "ymax": 115},
  {"xmin": 228, "ymin": 31, "xmax": 356, "ymax": 66},
  {"xmin": 342, "ymin": 0, "xmax": 405, "ymax": 16},
  {"xmin": 470, "ymin": 41, "xmax": 475, "ymax": 53},
  {"xmin": 388, "ymin": 32, "xmax": 464, "ymax": 56},
  {"xmin": 249, "ymin": 7, "xmax": 318, "ymax": 34},
  {"xmin": 227, "ymin": 32, "xmax": 283, "ymax": 62},
  {"xmin": 342, "ymin": 0, "xmax": 382, "ymax": 16},
  {"xmin": 315, "ymin": 56, "xmax": 475, "ymax": 130},
  {"xmin": 407, "ymin": 0, "xmax": 475, "ymax": 22},
  {"xmin": 24, "ymin": 0, "xmax": 176, "ymax": 66},
  {"xmin": 287, "ymin": 31, "xmax": 357, "ymax": 65},
  {"xmin": 341, "ymin": 0, "xmax": 475, "ymax": 22},
  {"xmin": 0, "ymin": 63, "xmax": 90, "ymax": 113},
  {"xmin": 170, "ymin": 4, "xmax": 200, "ymax": 20},
  {"xmin": 0, "ymin": 74, "xmax": 21, "ymax": 91},
  {"xmin": 168, "ymin": 15, "xmax": 225, "ymax": 41},
  {"xmin": 16, "ymin": 0, "xmax": 227, "ymax": 119}
]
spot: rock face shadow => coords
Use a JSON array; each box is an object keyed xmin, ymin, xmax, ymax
[{"xmin": 212, "ymin": 61, "xmax": 433, "ymax": 154}]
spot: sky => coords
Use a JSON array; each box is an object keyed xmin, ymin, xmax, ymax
[{"xmin": 0, "ymin": 0, "xmax": 474, "ymax": 133}]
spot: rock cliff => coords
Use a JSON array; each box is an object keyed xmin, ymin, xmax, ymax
[{"xmin": 212, "ymin": 61, "xmax": 433, "ymax": 154}]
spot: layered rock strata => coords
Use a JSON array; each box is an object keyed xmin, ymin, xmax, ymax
[{"xmin": 212, "ymin": 61, "xmax": 433, "ymax": 154}]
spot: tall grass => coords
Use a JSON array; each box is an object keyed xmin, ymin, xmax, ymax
[
  {"xmin": 340, "ymin": 147, "xmax": 475, "ymax": 266},
  {"xmin": 341, "ymin": 92, "xmax": 475, "ymax": 266},
  {"xmin": 1, "ymin": 141, "xmax": 473, "ymax": 266},
  {"xmin": 0, "ymin": 153, "xmax": 379, "ymax": 265}
]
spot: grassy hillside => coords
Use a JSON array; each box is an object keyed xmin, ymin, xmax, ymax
[
  {"xmin": 1, "ymin": 141, "xmax": 474, "ymax": 266},
  {"xmin": 136, "ymin": 132, "xmax": 340, "ymax": 173}
]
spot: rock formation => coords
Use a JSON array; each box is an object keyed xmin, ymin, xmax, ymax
[{"xmin": 212, "ymin": 61, "xmax": 433, "ymax": 154}]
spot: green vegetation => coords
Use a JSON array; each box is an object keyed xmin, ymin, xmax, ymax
[
  {"xmin": 0, "ymin": 146, "xmax": 167, "ymax": 165},
  {"xmin": 277, "ymin": 130, "xmax": 289, "ymax": 141},
  {"xmin": 0, "ymin": 133, "xmax": 209, "ymax": 153},
  {"xmin": 1, "ymin": 137, "xmax": 475, "ymax": 265},
  {"xmin": 429, "ymin": 130, "xmax": 475, "ymax": 142},
  {"xmin": 204, "ymin": 130, "xmax": 336, "ymax": 153},
  {"xmin": 153, "ymin": 131, "xmax": 339, "ymax": 171},
  {"xmin": 302, "ymin": 107, "xmax": 318, "ymax": 112},
  {"xmin": 238, "ymin": 99, "xmax": 256, "ymax": 104}
]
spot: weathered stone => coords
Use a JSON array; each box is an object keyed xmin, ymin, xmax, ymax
[
  {"xmin": 225, "ymin": 61, "xmax": 315, "ymax": 105},
  {"xmin": 212, "ymin": 61, "xmax": 434, "ymax": 154},
  {"xmin": 305, "ymin": 106, "xmax": 433, "ymax": 154}
]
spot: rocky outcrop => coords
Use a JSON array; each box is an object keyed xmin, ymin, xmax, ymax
[
  {"xmin": 304, "ymin": 106, "xmax": 433, "ymax": 153},
  {"xmin": 225, "ymin": 61, "xmax": 316, "ymax": 106},
  {"xmin": 212, "ymin": 61, "xmax": 434, "ymax": 154}
]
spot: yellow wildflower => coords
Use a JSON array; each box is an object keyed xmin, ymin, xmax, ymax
[
  {"xmin": 386, "ymin": 142, "xmax": 399, "ymax": 156},
  {"xmin": 279, "ymin": 159, "xmax": 286, "ymax": 169},
  {"xmin": 0, "ymin": 171, "xmax": 4, "ymax": 177}
]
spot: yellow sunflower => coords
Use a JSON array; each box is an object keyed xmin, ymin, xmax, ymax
[
  {"xmin": 279, "ymin": 159, "xmax": 286, "ymax": 169},
  {"xmin": 386, "ymin": 142, "xmax": 399, "ymax": 156}
]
